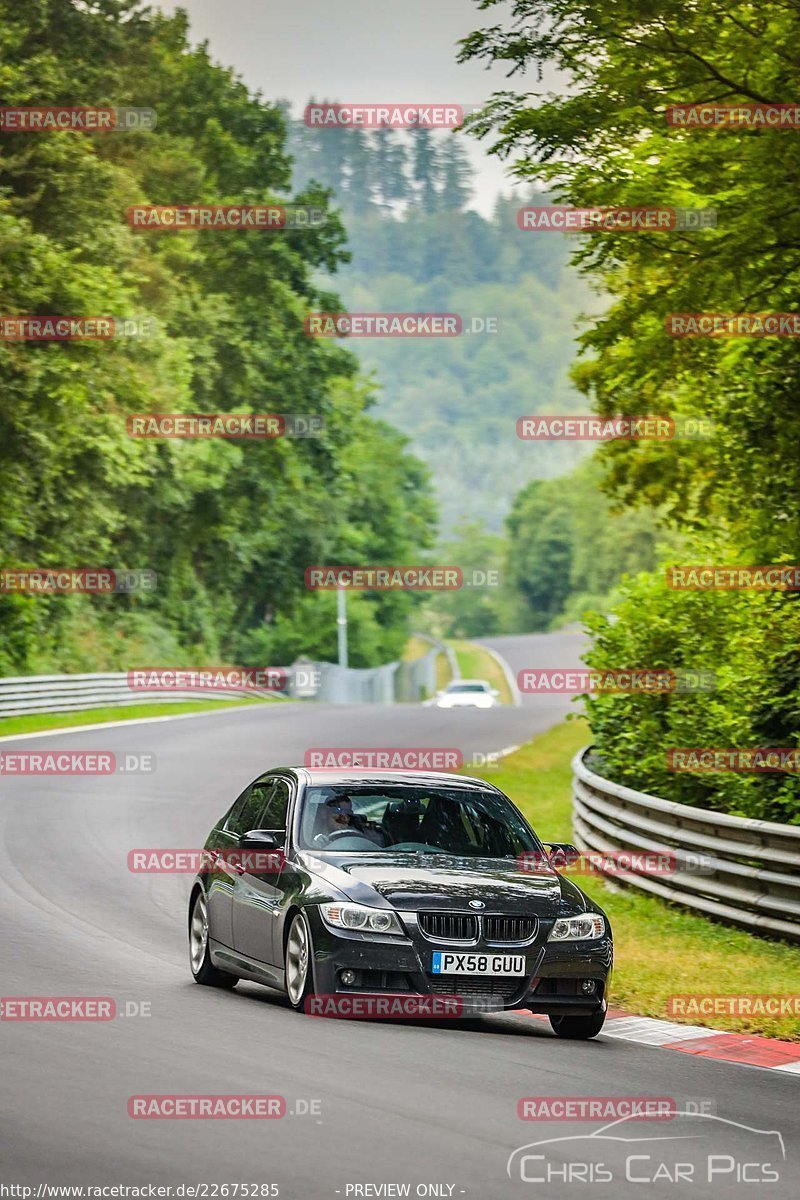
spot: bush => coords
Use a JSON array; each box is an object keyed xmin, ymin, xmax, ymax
[{"xmin": 583, "ymin": 565, "xmax": 800, "ymax": 823}]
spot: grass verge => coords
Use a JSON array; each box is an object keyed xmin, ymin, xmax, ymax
[
  {"xmin": 470, "ymin": 716, "xmax": 800, "ymax": 1040},
  {"xmin": 446, "ymin": 638, "xmax": 513, "ymax": 704},
  {"xmin": 0, "ymin": 696, "xmax": 281, "ymax": 739},
  {"xmin": 402, "ymin": 635, "xmax": 454, "ymax": 694}
]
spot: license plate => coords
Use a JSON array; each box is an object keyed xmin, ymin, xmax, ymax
[{"xmin": 430, "ymin": 952, "xmax": 526, "ymax": 976}]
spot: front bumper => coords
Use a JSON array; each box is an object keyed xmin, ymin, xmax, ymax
[{"xmin": 306, "ymin": 906, "xmax": 612, "ymax": 1016}]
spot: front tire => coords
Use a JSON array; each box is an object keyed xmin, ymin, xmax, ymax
[
  {"xmin": 549, "ymin": 1010, "xmax": 606, "ymax": 1039},
  {"xmin": 284, "ymin": 910, "xmax": 314, "ymax": 1011},
  {"xmin": 189, "ymin": 888, "xmax": 238, "ymax": 988}
]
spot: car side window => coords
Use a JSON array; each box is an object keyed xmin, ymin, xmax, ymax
[
  {"xmin": 225, "ymin": 781, "xmax": 275, "ymax": 836},
  {"xmin": 260, "ymin": 779, "xmax": 290, "ymax": 831}
]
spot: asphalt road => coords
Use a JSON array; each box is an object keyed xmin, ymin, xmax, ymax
[
  {"xmin": 477, "ymin": 629, "xmax": 589, "ymax": 709},
  {"xmin": 1, "ymin": 632, "xmax": 797, "ymax": 1198}
]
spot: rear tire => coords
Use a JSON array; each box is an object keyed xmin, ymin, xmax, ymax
[
  {"xmin": 189, "ymin": 888, "xmax": 238, "ymax": 989},
  {"xmin": 549, "ymin": 1010, "xmax": 606, "ymax": 1039},
  {"xmin": 284, "ymin": 911, "xmax": 314, "ymax": 1011}
]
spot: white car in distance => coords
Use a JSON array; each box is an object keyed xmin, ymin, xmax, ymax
[{"xmin": 433, "ymin": 679, "xmax": 500, "ymax": 709}]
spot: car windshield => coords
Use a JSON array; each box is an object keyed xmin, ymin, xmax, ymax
[
  {"xmin": 297, "ymin": 783, "xmax": 543, "ymax": 857},
  {"xmin": 446, "ymin": 682, "xmax": 489, "ymax": 693}
]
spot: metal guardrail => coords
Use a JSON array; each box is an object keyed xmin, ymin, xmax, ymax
[
  {"xmin": 0, "ymin": 639, "xmax": 456, "ymax": 717},
  {"xmin": 572, "ymin": 746, "xmax": 800, "ymax": 942},
  {"xmin": 0, "ymin": 672, "xmax": 279, "ymax": 719}
]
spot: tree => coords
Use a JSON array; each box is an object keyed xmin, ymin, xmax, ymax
[
  {"xmin": 459, "ymin": 0, "xmax": 800, "ymax": 557},
  {"xmin": 372, "ymin": 123, "xmax": 411, "ymax": 210},
  {"xmin": 439, "ymin": 136, "xmax": 473, "ymax": 211},
  {"xmin": 0, "ymin": 0, "xmax": 435, "ymax": 673},
  {"xmin": 410, "ymin": 129, "xmax": 441, "ymax": 213}
]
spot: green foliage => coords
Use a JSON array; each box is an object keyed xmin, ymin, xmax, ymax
[
  {"xmin": 335, "ymin": 195, "xmax": 595, "ymax": 531},
  {"xmin": 583, "ymin": 566, "xmax": 800, "ymax": 823},
  {"xmin": 418, "ymin": 521, "xmax": 510, "ymax": 639},
  {"xmin": 283, "ymin": 105, "xmax": 594, "ymax": 530},
  {"xmin": 505, "ymin": 456, "xmax": 664, "ymax": 630},
  {"xmin": 462, "ymin": 0, "xmax": 800, "ymax": 816},
  {"xmin": 460, "ymin": 0, "xmax": 800, "ymax": 550},
  {"xmin": 0, "ymin": 0, "xmax": 435, "ymax": 674}
]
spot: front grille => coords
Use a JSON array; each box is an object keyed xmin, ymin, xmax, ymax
[
  {"xmin": 484, "ymin": 915, "xmax": 538, "ymax": 944},
  {"xmin": 418, "ymin": 912, "xmax": 478, "ymax": 942},
  {"xmin": 428, "ymin": 975, "xmax": 524, "ymax": 1005}
]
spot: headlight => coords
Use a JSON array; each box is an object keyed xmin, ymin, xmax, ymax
[
  {"xmin": 319, "ymin": 902, "xmax": 405, "ymax": 936},
  {"xmin": 548, "ymin": 913, "xmax": 606, "ymax": 941}
]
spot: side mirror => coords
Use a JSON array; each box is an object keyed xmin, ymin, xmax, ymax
[
  {"xmin": 239, "ymin": 829, "xmax": 282, "ymax": 850},
  {"xmin": 545, "ymin": 842, "xmax": 581, "ymax": 869}
]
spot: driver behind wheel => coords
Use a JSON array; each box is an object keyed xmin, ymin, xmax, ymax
[{"xmin": 314, "ymin": 795, "xmax": 385, "ymax": 847}]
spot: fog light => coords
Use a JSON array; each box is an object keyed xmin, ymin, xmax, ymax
[
  {"xmin": 341, "ymin": 969, "xmax": 357, "ymax": 986},
  {"xmin": 581, "ymin": 980, "xmax": 596, "ymax": 994}
]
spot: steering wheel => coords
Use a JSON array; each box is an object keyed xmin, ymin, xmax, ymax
[{"xmin": 313, "ymin": 828, "xmax": 362, "ymax": 847}]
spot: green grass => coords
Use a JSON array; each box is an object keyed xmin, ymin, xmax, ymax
[
  {"xmin": 468, "ymin": 717, "xmax": 800, "ymax": 1040},
  {"xmin": 0, "ymin": 695, "xmax": 281, "ymax": 738},
  {"xmin": 446, "ymin": 638, "xmax": 513, "ymax": 704}
]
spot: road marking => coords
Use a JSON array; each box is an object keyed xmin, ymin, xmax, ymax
[
  {"xmin": 520, "ymin": 1009, "xmax": 800, "ymax": 1071},
  {"xmin": 601, "ymin": 1016, "xmax": 718, "ymax": 1045}
]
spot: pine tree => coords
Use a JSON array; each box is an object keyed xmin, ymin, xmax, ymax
[
  {"xmin": 410, "ymin": 129, "xmax": 441, "ymax": 213},
  {"xmin": 439, "ymin": 136, "xmax": 473, "ymax": 212}
]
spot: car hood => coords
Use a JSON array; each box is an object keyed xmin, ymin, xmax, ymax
[
  {"xmin": 439, "ymin": 694, "xmax": 491, "ymax": 706},
  {"xmin": 299, "ymin": 851, "xmax": 564, "ymax": 914}
]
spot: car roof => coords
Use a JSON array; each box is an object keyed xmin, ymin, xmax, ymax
[
  {"xmin": 271, "ymin": 768, "xmax": 499, "ymax": 791},
  {"xmin": 445, "ymin": 678, "xmax": 491, "ymax": 687}
]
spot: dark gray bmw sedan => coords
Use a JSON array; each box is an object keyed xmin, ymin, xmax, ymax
[{"xmin": 189, "ymin": 768, "xmax": 612, "ymax": 1038}]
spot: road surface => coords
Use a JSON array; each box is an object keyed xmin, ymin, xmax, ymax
[{"xmin": 1, "ymin": 632, "xmax": 796, "ymax": 1197}]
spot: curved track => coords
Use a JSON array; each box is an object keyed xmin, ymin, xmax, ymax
[{"xmin": 1, "ymin": 634, "xmax": 796, "ymax": 1196}]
